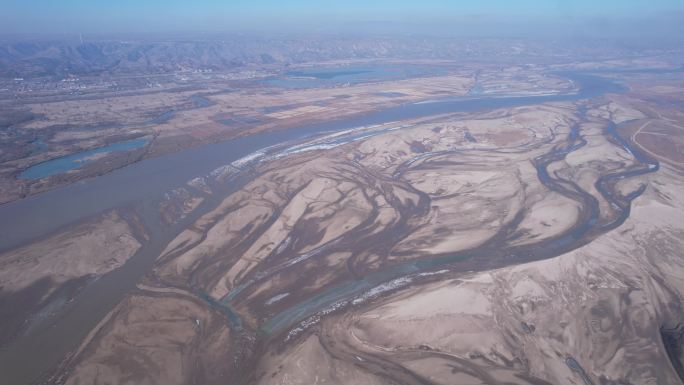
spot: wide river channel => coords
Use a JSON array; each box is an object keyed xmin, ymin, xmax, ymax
[{"xmin": 0, "ymin": 71, "xmax": 630, "ymax": 385}]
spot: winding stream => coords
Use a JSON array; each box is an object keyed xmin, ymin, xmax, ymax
[
  {"xmin": 0, "ymin": 71, "xmax": 655, "ymax": 385},
  {"xmin": 261, "ymin": 117, "xmax": 659, "ymax": 334}
]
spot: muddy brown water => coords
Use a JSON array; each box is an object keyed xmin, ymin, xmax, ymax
[
  {"xmin": 0, "ymin": 72, "xmax": 632, "ymax": 385},
  {"xmin": 0, "ymin": 73, "xmax": 620, "ymax": 252}
]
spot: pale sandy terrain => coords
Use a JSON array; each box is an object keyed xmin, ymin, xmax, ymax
[
  {"xmin": 24, "ymin": 90, "xmax": 196, "ymax": 130},
  {"xmin": 64, "ymin": 292, "xmax": 233, "ymax": 385},
  {"xmin": 281, "ymin": 163, "xmax": 684, "ymax": 385},
  {"xmin": 49, "ymin": 67, "xmax": 684, "ymax": 385},
  {"xmin": 0, "ymin": 210, "xmax": 142, "ymax": 347},
  {"xmin": 155, "ymin": 104, "xmax": 585, "ymax": 310},
  {"xmin": 0, "ymin": 211, "xmax": 140, "ymax": 294},
  {"xmin": 251, "ymin": 78, "xmax": 684, "ymax": 384}
]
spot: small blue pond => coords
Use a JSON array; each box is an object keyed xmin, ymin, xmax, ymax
[
  {"xmin": 20, "ymin": 138, "xmax": 149, "ymax": 180},
  {"xmin": 265, "ymin": 64, "xmax": 447, "ymax": 89}
]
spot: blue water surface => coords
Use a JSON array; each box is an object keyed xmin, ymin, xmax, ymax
[
  {"xmin": 20, "ymin": 138, "xmax": 149, "ymax": 180},
  {"xmin": 265, "ymin": 64, "xmax": 447, "ymax": 89}
]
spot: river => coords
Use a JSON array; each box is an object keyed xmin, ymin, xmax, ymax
[
  {"xmin": 0, "ymin": 71, "xmax": 636, "ymax": 385},
  {"xmin": 0, "ymin": 73, "xmax": 620, "ymax": 252}
]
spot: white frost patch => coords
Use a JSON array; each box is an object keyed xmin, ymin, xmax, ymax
[
  {"xmin": 271, "ymin": 123, "xmax": 412, "ymax": 159},
  {"xmin": 352, "ymin": 276, "xmax": 413, "ymax": 305},
  {"xmin": 280, "ymin": 240, "xmax": 339, "ymax": 270},
  {"xmin": 187, "ymin": 177, "xmax": 210, "ymax": 193},
  {"xmin": 283, "ymin": 270, "xmax": 450, "ymax": 342},
  {"xmin": 352, "ymin": 270, "xmax": 449, "ymax": 306},
  {"xmin": 285, "ymin": 300, "xmax": 348, "ymax": 341},
  {"xmin": 231, "ymin": 150, "xmax": 266, "ymax": 168},
  {"xmin": 209, "ymin": 164, "xmax": 239, "ymax": 179},
  {"xmin": 285, "ymin": 142, "xmax": 342, "ymax": 154},
  {"xmin": 266, "ymin": 293, "xmax": 290, "ymax": 306},
  {"xmin": 417, "ymin": 269, "xmax": 449, "ymax": 277},
  {"xmin": 274, "ymin": 236, "xmax": 291, "ymax": 255}
]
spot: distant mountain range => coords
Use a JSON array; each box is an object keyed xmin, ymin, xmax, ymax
[{"xmin": 0, "ymin": 35, "xmax": 671, "ymax": 79}]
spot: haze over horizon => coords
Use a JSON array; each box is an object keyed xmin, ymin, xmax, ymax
[
  {"xmin": 2, "ymin": 1, "xmax": 684, "ymax": 385},
  {"xmin": 2, "ymin": 0, "xmax": 684, "ymax": 40}
]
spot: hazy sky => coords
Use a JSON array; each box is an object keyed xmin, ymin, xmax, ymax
[{"xmin": 2, "ymin": 0, "xmax": 683, "ymax": 38}]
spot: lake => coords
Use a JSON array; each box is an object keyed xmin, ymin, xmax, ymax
[
  {"xmin": 19, "ymin": 138, "xmax": 149, "ymax": 180},
  {"xmin": 265, "ymin": 64, "xmax": 448, "ymax": 88}
]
